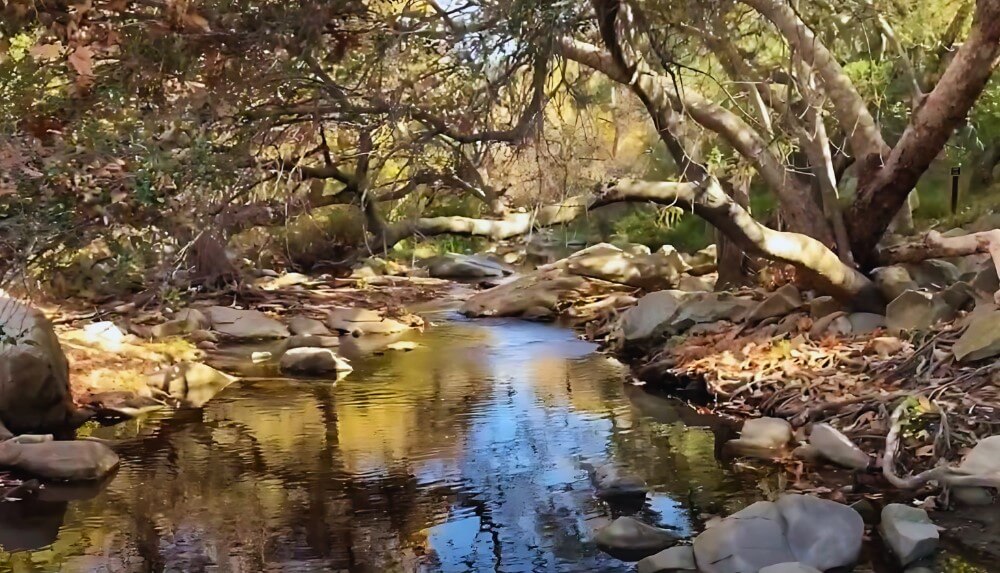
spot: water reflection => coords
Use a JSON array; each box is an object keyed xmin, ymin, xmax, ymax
[{"xmin": 0, "ymin": 318, "xmax": 768, "ymax": 572}]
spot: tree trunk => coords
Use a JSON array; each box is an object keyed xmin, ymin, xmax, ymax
[{"xmin": 715, "ymin": 179, "xmax": 756, "ymax": 289}]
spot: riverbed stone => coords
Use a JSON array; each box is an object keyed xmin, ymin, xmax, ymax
[
  {"xmin": 146, "ymin": 362, "xmax": 238, "ymax": 408},
  {"xmin": 758, "ymin": 564, "xmax": 821, "ymax": 573},
  {"xmin": 809, "ymin": 311, "xmax": 852, "ymax": 338},
  {"xmin": 676, "ymin": 275, "xmax": 714, "ymax": 292},
  {"xmin": 286, "ymin": 334, "xmax": 340, "ymax": 349},
  {"xmin": 0, "ymin": 437, "xmax": 119, "ymax": 481},
  {"xmin": 618, "ymin": 290, "xmax": 754, "ymax": 341},
  {"xmin": 590, "ymin": 464, "xmax": 648, "ymax": 502},
  {"xmin": 875, "ymin": 266, "xmax": 919, "ymax": 302},
  {"xmin": 287, "ymin": 316, "xmax": 333, "ymax": 336},
  {"xmin": 952, "ymin": 487, "xmax": 995, "ymax": 506},
  {"xmin": 0, "ymin": 297, "xmax": 82, "ymax": 436},
  {"xmin": 734, "ymin": 417, "xmax": 793, "ymax": 449},
  {"xmin": 848, "ymin": 312, "xmax": 886, "ymax": 335},
  {"xmin": 280, "ymin": 347, "xmax": 352, "ymax": 376},
  {"xmin": 421, "ymin": 253, "xmax": 508, "ymax": 279},
  {"xmin": 594, "ymin": 516, "xmax": 681, "ymax": 561},
  {"xmin": 747, "ymin": 284, "xmax": 802, "ymax": 322},
  {"xmin": 561, "ymin": 243, "xmax": 685, "ymax": 291},
  {"xmin": 693, "ymin": 501, "xmax": 795, "ymax": 573},
  {"xmin": 204, "ymin": 306, "xmax": 290, "ymax": 339},
  {"xmin": 808, "ymin": 296, "xmax": 843, "ymax": 319},
  {"xmin": 886, "ymin": 290, "xmax": 959, "ymax": 333},
  {"xmin": 808, "ymin": 424, "xmax": 870, "ymax": 470},
  {"xmin": 326, "ymin": 307, "xmax": 415, "ymax": 336},
  {"xmin": 776, "ymin": 494, "xmax": 864, "ymax": 571},
  {"xmin": 960, "ymin": 435, "xmax": 1000, "ymax": 474},
  {"xmin": 880, "ymin": 504, "xmax": 939, "ymax": 566},
  {"xmin": 904, "ymin": 259, "xmax": 961, "ymax": 289},
  {"xmin": 637, "ymin": 545, "xmax": 696, "ymax": 573},
  {"xmin": 952, "ymin": 310, "xmax": 1000, "ymax": 362}
]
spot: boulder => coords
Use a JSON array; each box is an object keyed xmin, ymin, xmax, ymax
[
  {"xmin": 808, "ymin": 296, "xmax": 843, "ymax": 319},
  {"xmin": 952, "ymin": 310, "xmax": 1000, "ymax": 362},
  {"xmin": 421, "ymin": 253, "xmax": 508, "ymax": 279},
  {"xmin": 80, "ymin": 322, "xmax": 127, "ymax": 352},
  {"xmin": 693, "ymin": 501, "xmax": 795, "ymax": 573},
  {"xmin": 903, "ymin": 259, "xmax": 961, "ymax": 290},
  {"xmin": 792, "ymin": 444, "xmax": 824, "ymax": 464},
  {"xmin": 808, "ymin": 311, "xmax": 852, "ymax": 338},
  {"xmin": 676, "ymin": 275, "xmax": 715, "ymax": 292},
  {"xmin": 808, "ymin": 424, "xmax": 870, "ymax": 470},
  {"xmin": 280, "ymin": 347, "xmax": 352, "ymax": 376},
  {"xmin": 776, "ymin": 494, "xmax": 863, "ymax": 571},
  {"xmin": 618, "ymin": 290, "xmax": 754, "ymax": 341},
  {"xmin": 326, "ymin": 307, "xmax": 416, "ymax": 336},
  {"xmin": 204, "ymin": 306, "xmax": 290, "ymax": 339},
  {"xmin": 875, "ymin": 266, "xmax": 918, "ymax": 302},
  {"xmin": 82, "ymin": 391, "xmax": 164, "ymax": 419},
  {"xmin": 152, "ymin": 309, "xmax": 210, "ymax": 339},
  {"xmin": 188, "ymin": 329, "xmax": 218, "ymax": 344},
  {"xmin": 462, "ymin": 268, "xmax": 630, "ymax": 321},
  {"xmin": 0, "ymin": 297, "xmax": 82, "ymax": 436},
  {"xmin": 849, "ymin": 499, "xmax": 879, "ymax": 525},
  {"xmin": 287, "ymin": 316, "xmax": 333, "ymax": 336},
  {"xmin": 560, "ymin": 243, "xmax": 684, "ymax": 291},
  {"xmin": 758, "ymin": 564, "xmax": 821, "ymax": 573},
  {"xmin": 683, "ymin": 244, "xmax": 717, "ymax": 271},
  {"xmin": 729, "ymin": 417, "xmax": 793, "ymax": 450},
  {"xmin": 747, "ymin": 284, "xmax": 802, "ymax": 322},
  {"xmin": 147, "ymin": 362, "xmax": 238, "ymax": 408},
  {"xmin": 952, "ymin": 487, "xmax": 995, "ymax": 506},
  {"xmin": 879, "ymin": 504, "xmax": 939, "ymax": 566},
  {"xmin": 866, "ymin": 336, "xmax": 905, "ymax": 358},
  {"xmin": 0, "ymin": 437, "xmax": 119, "ymax": 481},
  {"xmin": 637, "ymin": 546, "xmax": 696, "ymax": 573},
  {"xmin": 594, "ymin": 516, "xmax": 680, "ymax": 561},
  {"xmin": 847, "ymin": 312, "xmax": 886, "ymax": 335},
  {"xmin": 886, "ymin": 290, "xmax": 957, "ymax": 333},
  {"xmin": 589, "ymin": 464, "xmax": 648, "ymax": 502}
]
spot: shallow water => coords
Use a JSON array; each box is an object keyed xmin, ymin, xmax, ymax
[{"xmin": 0, "ymin": 316, "xmax": 988, "ymax": 572}]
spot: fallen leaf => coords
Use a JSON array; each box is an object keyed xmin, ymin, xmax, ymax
[
  {"xmin": 67, "ymin": 46, "xmax": 94, "ymax": 77},
  {"xmin": 29, "ymin": 42, "xmax": 64, "ymax": 61}
]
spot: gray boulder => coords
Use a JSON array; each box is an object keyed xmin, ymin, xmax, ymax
[
  {"xmin": 0, "ymin": 297, "xmax": 84, "ymax": 436},
  {"xmin": 808, "ymin": 424, "xmax": 870, "ymax": 470},
  {"xmin": 146, "ymin": 362, "xmax": 238, "ymax": 408},
  {"xmin": 286, "ymin": 334, "xmax": 341, "ymax": 349},
  {"xmin": 776, "ymin": 494, "xmax": 863, "ymax": 571},
  {"xmin": 848, "ymin": 313, "xmax": 886, "ymax": 335},
  {"xmin": 879, "ymin": 504, "xmax": 939, "ymax": 566},
  {"xmin": 693, "ymin": 501, "xmax": 795, "ymax": 573},
  {"xmin": 204, "ymin": 306, "xmax": 290, "ymax": 339},
  {"xmin": 637, "ymin": 545, "xmax": 696, "ymax": 573},
  {"xmin": 727, "ymin": 418, "xmax": 793, "ymax": 457},
  {"xmin": 904, "ymin": 259, "xmax": 961, "ymax": 289},
  {"xmin": 952, "ymin": 310, "xmax": 1000, "ymax": 362},
  {"xmin": 0, "ymin": 437, "xmax": 119, "ymax": 481},
  {"xmin": 886, "ymin": 290, "xmax": 957, "ymax": 333},
  {"xmin": 618, "ymin": 290, "xmax": 754, "ymax": 341},
  {"xmin": 875, "ymin": 266, "xmax": 919, "ymax": 302},
  {"xmin": 747, "ymin": 284, "xmax": 802, "ymax": 322},
  {"xmin": 809, "ymin": 311, "xmax": 852, "ymax": 338},
  {"xmin": 327, "ymin": 307, "xmax": 414, "ymax": 336},
  {"xmin": 759, "ymin": 564, "xmax": 821, "ymax": 573},
  {"xmin": 590, "ymin": 464, "xmax": 648, "ymax": 502},
  {"xmin": 594, "ymin": 516, "xmax": 680, "ymax": 561},
  {"xmin": 421, "ymin": 253, "xmax": 508, "ymax": 279},
  {"xmin": 808, "ymin": 296, "xmax": 843, "ymax": 319},
  {"xmin": 560, "ymin": 243, "xmax": 686, "ymax": 291},
  {"xmin": 952, "ymin": 487, "xmax": 995, "ymax": 506},
  {"xmin": 280, "ymin": 347, "xmax": 352, "ymax": 376},
  {"xmin": 287, "ymin": 316, "xmax": 333, "ymax": 336}
]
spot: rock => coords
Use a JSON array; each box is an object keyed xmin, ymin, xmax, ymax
[
  {"xmin": 776, "ymin": 494, "xmax": 863, "ymax": 571},
  {"xmin": 589, "ymin": 465, "xmax": 648, "ymax": 502},
  {"xmin": 808, "ymin": 296, "xmax": 843, "ymax": 319},
  {"xmin": 82, "ymin": 391, "xmax": 164, "ymax": 419},
  {"xmin": 196, "ymin": 341, "xmax": 216, "ymax": 351},
  {"xmin": 279, "ymin": 347, "xmax": 352, "ymax": 376},
  {"xmin": 286, "ymin": 334, "xmax": 341, "ymax": 349},
  {"xmin": 594, "ymin": 516, "xmax": 680, "ymax": 561},
  {"xmin": 287, "ymin": 316, "xmax": 333, "ymax": 336},
  {"xmin": 188, "ymin": 329, "xmax": 218, "ymax": 344},
  {"xmin": 847, "ymin": 312, "xmax": 885, "ymax": 334},
  {"xmin": 792, "ymin": 444, "xmax": 823, "ymax": 464},
  {"xmin": 421, "ymin": 253, "xmax": 509, "ymax": 279},
  {"xmin": 326, "ymin": 307, "xmax": 416, "ymax": 336},
  {"xmin": 560, "ymin": 243, "xmax": 684, "ymax": 291},
  {"xmin": 251, "ymin": 351, "xmax": 272, "ymax": 363},
  {"xmin": 0, "ymin": 297, "xmax": 82, "ymax": 436},
  {"xmin": 866, "ymin": 336, "xmax": 905, "ymax": 358},
  {"xmin": 152, "ymin": 309, "xmax": 210, "ymax": 339},
  {"xmin": 879, "ymin": 504, "xmax": 939, "ymax": 566},
  {"xmin": 960, "ymin": 435, "xmax": 1000, "ymax": 473},
  {"xmin": 808, "ymin": 311, "xmax": 852, "ymax": 338},
  {"xmin": 747, "ymin": 284, "xmax": 802, "ymax": 322},
  {"xmin": 684, "ymin": 244, "xmax": 717, "ymax": 270},
  {"xmin": 384, "ymin": 341, "xmax": 419, "ymax": 352},
  {"xmin": 204, "ymin": 306, "xmax": 290, "ymax": 339},
  {"xmin": 732, "ymin": 417, "xmax": 793, "ymax": 449},
  {"xmin": 618, "ymin": 290, "xmax": 754, "ymax": 341},
  {"xmin": 258, "ymin": 272, "xmax": 311, "ymax": 289},
  {"xmin": 693, "ymin": 501, "xmax": 795, "ymax": 573},
  {"xmin": 808, "ymin": 424, "xmax": 870, "ymax": 469},
  {"xmin": 758, "ymin": 564, "xmax": 821, "ymax": 573},
  {"xmin": 462, "ymin": 268, "xmax": 631, "ymax": 321},
  {"xmin": 952, "ymin": 487, "xmax": 995, "ymax": 506},
  {"xmin": 636, "ymin": 545, "xmax": 696, "ymax": 573},
  {"xmin": 875, "ymin": 266, "xmax": 918, "ymax": 302},
  {"xmin": 886, "ymin": 290, "xmax": 958, "ymax": 333},
  {"xmin": 80, "ymin": 322, "xmax": 127, "ymax": 352},
  {"xmin": 0, "ymin": 437, "xmax": 119, "ymax": 481},
  {"xmin": 676, "ymin": 275, "xmax": 714, "ymax": 292},
  {"xmin": 147, "ymin": 362, "xmax": 238, "ymax": 408},
  {"xmin": 952, "ymin": 310, "xmax": 1000, "ymax": 362},
  {"xmin": 623, "ymin": 243, "xmax": 653, "ymax": 256},
  {"xmin": 904, "ymin": 259, "xmax": 961, "ymax": 290}
]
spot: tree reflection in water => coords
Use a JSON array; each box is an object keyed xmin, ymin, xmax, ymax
[{"xmin": 0, "ymin": 319, "xmax": 770, "ymax": 572}]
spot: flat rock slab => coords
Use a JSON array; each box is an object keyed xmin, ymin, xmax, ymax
[
  {"xmin": 205, "ymin": 306, "xmax": 290, "ymax": 339},
  {"xmin": 594, "ymin": 516, "xmax": 680, "ymax": 562},
  {"xmin": 0, "ymin": 438, "xmax": 119, "ymax": 481},
  {"xmin": 759, "ymin": 564, "xmax": 821, "ymax": 573},
  {"xmin": 880, "ymin": 504, "xmax": 939, "ymax": 566},
  {"xmin": 287, "ymin": 316, "xmax": 333, "ymax": 336},
  {"xmin": 693, "ymin": 501, "xmax": 795, "ymax": 573},
  {"xmin": 326, "ymin": 308, "xmax": 414, "ymax": 336},
  {"xmin": 952, "ymin": 310, "xmax": 1000, "ymax": 362}
]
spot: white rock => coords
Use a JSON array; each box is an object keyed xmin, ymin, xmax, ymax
[
  {"xmin": 960, "ymin": 436, "xmax": 1000, "ymax": 474},
  {"xmin": 879, "ymin": 504, "xmax": 939, "ymax": 566},
  {"xmin": 776, "ymin": 494, "xmax": 864, "ymax": 571},
  {"xmin": 737, "ymin": 418, "xmax": 793, "ymax": 449},
  {"xmin": 279, "ymin": 347, "xmax": 352, "ymax": 376},
  {"xmin": 809, "ymin": 424, "xmax": 870, "ymax": 469},
  {"xmin": 759, "ymin": 564, "xmax": 821, "ymax": 573},
  {"xmin": 637, "ymin": 545, "xmax": 696, "ymax": 573}
]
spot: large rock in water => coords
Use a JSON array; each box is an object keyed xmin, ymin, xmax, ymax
[
  {"xmin": 204, "ymin": 306, "xmax": 290, "ymax": 339},
  {"xmin": 726, "ymin": 417, "xmax": 792, "ymax": 458},
  {"xmin": 594, "ymin": 516, "xmax": 681, "ymax": 561},
  {"xmin": 879, "ymin": 504, "xmax": 939, "ymax": 566},
  {"xmin": 776, "ymin": 494, "xmax": 863, "ymax": 571},
  {"xmin": 618, "ymin": 290, "xmax": 755, "ymax": 342},
  {"xmin": 146, "ymin": 362, "xmax": 238, "ymax": 408},
  {"xmin": 279, "ymin": 347, "xmax": 352, "ymax": 376},
  {"xmin": 559, "ymin": 243, "xmax": 686, "ymax": 291},
  {"xmin": 420, "ymin": 253, "xmax": 509, "ymax": 279},
  {"xmin": 0, "ymin": 436, "xmax": 119, "ymax": 481},
  {"xmin": 637, "ymin": 545, "xmax": 696, "ymax": 573},
  {"xmin": 0, "ymin": 297, "xmax": 82, "ymax": 436},
  {"xmin": 461, "ymin": 268, "xmax": 630, "ymax": 321},
  {"xmin": 326, "ymin": 307, "xmax": 417, "ymax": 336}
]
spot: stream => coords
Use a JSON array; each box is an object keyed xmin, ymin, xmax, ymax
[{"xmin": 0, "ymin": 313, "xmax": 990, "ymax": 572}]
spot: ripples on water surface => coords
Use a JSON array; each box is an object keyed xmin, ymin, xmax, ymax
[{"xmin": 0, "ymin": 317, "xmax": 807, "ymax": 572}]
